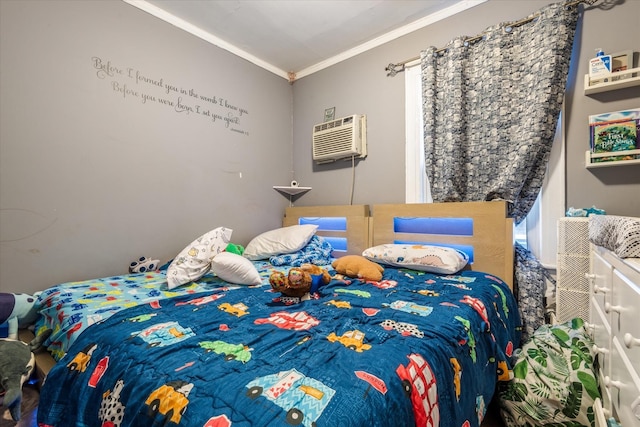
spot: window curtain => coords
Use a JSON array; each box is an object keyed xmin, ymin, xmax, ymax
[{"xmin": 420, "ymin": 1, "xmax": 579, "ymax": 339}]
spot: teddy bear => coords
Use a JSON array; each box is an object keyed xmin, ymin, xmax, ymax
[
  {"xmin": 300, "ymin": 264, "xmax": 332, "ymax": 293},
  {"xmin": 332, "ymin": 255, "xmax": 384, "ymax": 282},
  {"xmin": 269, "ymin": 264, "xmax": 331, "ymax": 297},
  {"xmin": 0, "ymin": 293, "xmax": 40, "ymax": 340}
]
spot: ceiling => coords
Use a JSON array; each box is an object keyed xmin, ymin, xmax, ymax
[{"xmin": 124, "ymin": 0, "xmax": 485, "ymax": 81}]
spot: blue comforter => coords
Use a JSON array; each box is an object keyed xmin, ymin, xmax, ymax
[{"xmin": 38, "ymin": 267, "xmax": 520, "ymax": 427}]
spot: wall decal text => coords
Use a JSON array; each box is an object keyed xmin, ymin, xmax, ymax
[{"xmin": 92, "ymin": 56, "xmax": 249, "ymax": 135}]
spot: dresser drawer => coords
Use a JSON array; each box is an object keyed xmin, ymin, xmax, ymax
[
  {"xmin": 611, "ymin": 269, "xmax": 640, "ymax": 372},
  {"xmin": 590, "ymin": 298, "xmax": 612, "ymax": 380},
  {"xmin": 593, "ymin": 398, "xmax": 609, "ymax": 427},
  {"xmin": 597, "ymin": 367, "xmax": 613, "ymax": 417},
  {"xmin": 608, "ymin": 338, "xmax": 640, "ymax": 427},
  {"xmin": 591, "ymin": 250, "xmax": 613, "ymax": 316}
]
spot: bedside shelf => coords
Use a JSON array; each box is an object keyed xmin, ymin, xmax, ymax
[
  {"xmin": 273, "ymin": 186, "xmax": 311, "ymax": 207},
  {"xmin": 585, "ymin": 149, "xmax": 640, "ymax": 168},
  {"xmin": 273, "ymin": 186, "xmax": 312, "ymax": 196},
  {"xmin": 584, "ymin": 66, "xmax": 640, "ymax": 95}
]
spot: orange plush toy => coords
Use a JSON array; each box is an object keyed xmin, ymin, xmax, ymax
[{"xmin": 332, "ymin": 255, "xmax": 384, "ymax": 282}]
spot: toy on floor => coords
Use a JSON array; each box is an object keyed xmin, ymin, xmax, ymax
[
  {"xmin": 332, "ymin": 255, "xmax": 384, "ymax": 282},
  {"xmin": 0, "ymin": 293, "xmax": 40, "ymax": 340},
  {"xmin": 269, "ymin": 264, "xmax": 331, "ymax": 298},
  {"xmin": 0, "ymin": 329, "xmax": 50, "ymax": 421}
]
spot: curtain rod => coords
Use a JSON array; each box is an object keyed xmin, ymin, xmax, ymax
[{"xmin": 385, "ymin": 0, "xmax": 598, "ymax": 77}]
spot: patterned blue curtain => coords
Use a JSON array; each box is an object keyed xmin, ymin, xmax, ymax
[{"xmin": 420, "ymin": 1, "xmax": 579, "ymax": 339}]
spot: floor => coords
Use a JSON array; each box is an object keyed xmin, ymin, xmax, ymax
[
  {"xmin": 483, "ymin": 399, "xmax": 507, "ymax": 427},
  {"xmin": 0, "ymin": 385, "xmax": 38, "ymax": 427},
  {"xmin": 3, "ymin": 386, "xmax": 506, "ymax": 427}
]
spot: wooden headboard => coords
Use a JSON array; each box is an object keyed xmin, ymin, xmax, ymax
[
  {"xmin": 282, "ymin": 205, "xmax": 370, "ymax": 257},
  {"xmin": 370, "ymin": 201, "xmax": 514, "ymax": 289}
]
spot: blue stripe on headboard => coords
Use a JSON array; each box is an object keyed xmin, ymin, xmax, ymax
[
  {"xmin": 298, "ymin": 216, "xmax": 348, "ymax": 253},
  {"xmin": 324, "ymin": 236, "xmax": 347, "ymax": 252},
  {"xmin": 299, "ymin": 217, "xmax": 347, "ymax": 232},
  {"xmin": 393, "ymin": 217, "xmax": 473, "ymax": 236}
]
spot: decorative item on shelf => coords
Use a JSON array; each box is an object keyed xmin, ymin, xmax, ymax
[
  {"xmin": 589, "ymin": 48, "xmax": 612, "ymax": 86},
  {"xmin": 610, "ymin": 50, "xmax": 635, "ymax": 81},
  {"xmin": 323, "ymin": 107, "xmax": 335, "ymax": 122},
  {"xmin": 586, "ymin": 108, "xmax": 640, "ymax": 168},
  {"xmin": 584, "ymin": 49, "xmax": 639, "ymax": 94}
]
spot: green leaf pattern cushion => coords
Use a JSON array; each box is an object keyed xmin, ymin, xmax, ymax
[{"xmin": 498, "ymin": 318, "xmax": 601, "ymax": 427}]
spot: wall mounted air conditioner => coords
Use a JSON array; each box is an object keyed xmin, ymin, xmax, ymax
[{"xmin": 312, "ymin": 114, "xmax": 367, "ymax": 164}]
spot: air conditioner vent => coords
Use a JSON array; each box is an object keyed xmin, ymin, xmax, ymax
[{"xmin": 312, "ymin": 115, "xmax": 366, "ymax": 163}]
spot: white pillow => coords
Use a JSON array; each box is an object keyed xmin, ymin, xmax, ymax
[
  {"xmin": 211, "ymin": 252, "xmax": 262, "ymax": 285},
  {"xmin": 243, "ymin": 224, "xmax": 318, "ymax": 260},
  {"xmin": 362, "ymin": 243, "xmax": 469, "ymax": 275},
  {"xmin": 166, "ymin": 227, "xmax": 233, "ymax": 289}
]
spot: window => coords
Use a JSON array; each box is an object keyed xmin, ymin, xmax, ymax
[{"xmin": 404, "ymin": 65, "xmax": 564, "ymax": 268}]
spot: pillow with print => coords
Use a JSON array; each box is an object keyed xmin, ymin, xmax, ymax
[
  {"xmin": 167, "ymin": 226, "xmax": 233, "ymax": 289},
  {"xmin": 362, "ymin": 243, "xmax": 469, "ymax": 274}
]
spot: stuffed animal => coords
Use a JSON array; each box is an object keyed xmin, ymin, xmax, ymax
[
  {"xmin": 300, "ymin": 264, "xmax": 332, "ymax": 293},
  {"xmin": 332, "ymin": 255, "xmax": 384, "ymax": 282},
  {"xmin": 0, "ymin": 293, "xmax": 40, "ymax": 340},
  {"xmin": 0, "ymin": 329, "xmax": 50, "ymax": 421},
  {"xmin": 0, "ymin": 339, "xmax": 35, "ymax": 421},
  {"xmin": 269, "ymin": 264, "xmax": 331, "ymax": 297}
]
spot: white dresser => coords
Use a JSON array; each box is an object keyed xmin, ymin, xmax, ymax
[{"xmin": 589, "ymin": 244, "xmax": 640, "ymax": 427}]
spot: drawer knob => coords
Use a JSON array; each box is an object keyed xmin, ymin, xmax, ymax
[
  {"xmin": 584, "ymin": 323, "xmax": 595, "ymax": 333},
  {"xmin": 593, "ymin": 284, "xmax": 610, "ymax": 294},
  {"xmin": 592, "ymin": 344, "xmax": 609, "ymax": 355},
  {"xmin": 604, "ymin": 376, "xmax": 623, "ymax": 389},
  {"xmin": 604, "ymin": 302, "xmax": 622, "ymax": 314},
  {"xmin": 624, "ymin": 333, "xmax": 640, "ymax": 349},
  {"xmin": 585, "ymin": 273, "xmax": 596, "ymax": 280}
]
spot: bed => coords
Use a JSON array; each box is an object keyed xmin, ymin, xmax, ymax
[{"xmin": 35, "ymin": 202, "xmax": 521, "ymax": 427}]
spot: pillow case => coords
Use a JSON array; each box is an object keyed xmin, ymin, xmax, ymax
[
  {"xmin": 498, "ymin": 319, "xmax": 600, "ymax": 427},
  {"xmin": 211, "ymin": 252, "xmax": 262, "ymax": 285},
  {"xmin": 243, "ymin": 224, "xmax": 318, "ymax": 260},
  {"xmin": 589, "ymin": 215, "xmax": 640, "ymax": 258},
  {"xmin": 166, "ymin": 227, "xmax": 233, "ymax": 289},
  {"xmin": 362, "ymin": 243, "xmax": 468, "ymax": 274}
]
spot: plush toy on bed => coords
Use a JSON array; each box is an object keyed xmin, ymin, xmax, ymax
[
  {"xmin": 332, "ymin": 255, "xmax": 384, "ymax": 282},
  {"xmin": 0, "ymin": 293, "xmax": 40, "ymax": 340},
  {"xmin": 0, "ymin": 338, "xmax": 35, "ymax": 421},
  {"xmin": 0, "ymin": 328, "xmax": 50, "ymax": 421},
  {"xmin": 269, "ymin": 264, "xmax": 331, "ymax": 297}
]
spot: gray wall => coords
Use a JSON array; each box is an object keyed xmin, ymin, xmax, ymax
[
  {"xmin": 0, "ymin": 0, "xmax": 293, "ymax": 294},
  {"xmin": 565, "ymin": 1, "xmax": 640, "ymax": 215},
  {"xmin": 292, "ymin": 0, "xmax": 640, "ymax": 216},
  {"xmin": 2, "ymin": 0, "xmax": 638, "ymax": 295}
]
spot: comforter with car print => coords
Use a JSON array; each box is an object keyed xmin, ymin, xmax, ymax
[{"xmin": 38, "ymin": 266, "xmax": 521, "ymax": 427}]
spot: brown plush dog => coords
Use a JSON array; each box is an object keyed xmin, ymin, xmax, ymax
[{"xmin": 332, "ymin": 255, "xmax": 384, "ymax": 281}]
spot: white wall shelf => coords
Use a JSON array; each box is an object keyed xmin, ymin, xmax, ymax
[
  {"xmin": 273, "ymin": 186, "xmax": 312, "ymax": 196},
  {"xmin": 273, "ymin": 186, "xmax": 311, "ymax": 206},
  {"xmin": 585, "ymin": 149, "xmax": 640, "ymax": 168},
  {"xmin": 584, "ymin": 66, "xmax": 640, "ymax": 95}
]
